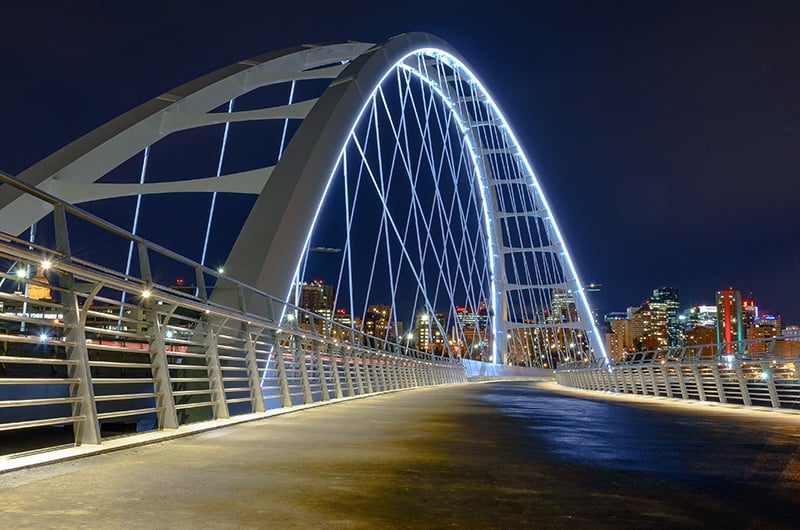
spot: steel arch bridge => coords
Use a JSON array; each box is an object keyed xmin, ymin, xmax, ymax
[
  {"xmin": 0, "ymin": 33, "xmax": 605, "ymax": 367},
  {"xmin": 0, "ymin": 33, "xmax": 606, "ymax": 453}
]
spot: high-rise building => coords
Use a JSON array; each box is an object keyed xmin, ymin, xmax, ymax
[
  {"xmin": 631, "ymin": 301, "xmax": 668, "ymax": 351},
  {"xmin": 651, "ymin": 287, "xmax": 681, "ymax": 347},
  {"xmin": 604, "ymin": 312, "xmax": 632, "ymax": 356},
  {"xmin": 601, "ymin": 321, "xmax": 625, "ymax": 361},
  {"xmin": 742, "ymin": 296, "xmax": 758, "ymax": 335},
  {"xmin": 548, "ymin": 290, "xmax": 578, "ymax": 323},
  {"xmin": 716, "ymin": 288, "xmax": 743, "ymax": 349},
  {"xmin": 298, "ymin": 280, "xmax": 335, "ymax": 321},
  {"xmin": 415, "ymin": 310, "xmax": 445, "ymax": 353}
]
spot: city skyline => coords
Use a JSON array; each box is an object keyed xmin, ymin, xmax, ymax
[
  {"xmin": 2, "ymin": 2, "xmax": 798, "ymax": 321},
  {"xmin": 600, "ymin": 283, "xmax": 791, "ymax": 326}
]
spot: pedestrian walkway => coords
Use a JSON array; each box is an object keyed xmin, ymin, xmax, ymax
[{"xmin": 2, "ymin": 381, "xmax": 800, "ymax": 528}]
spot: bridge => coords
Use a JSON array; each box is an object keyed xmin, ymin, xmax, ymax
[
  {"xmin": 1, "ymin": 32, "xmax": 800, "ymax": 519},
  {"xmin": 0, "ymin": 32, "xmax": 597, "ymax": 454}
]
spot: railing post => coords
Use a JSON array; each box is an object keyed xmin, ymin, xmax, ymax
[
  {"xmin": 622, "ymin": 366, "xmax": 633, "ymax": 394},
  {"xmin": 661, "ymin": 364, "xmax": 673, "ymax": 398},
  {"xmin": 295, "ymin": 335, "xmax": 313, "ymax": 404},
  {"xmin": 53, "ymin": 204, "xmax": 101, "ymax": 446},
  {"xmin": 636, "ymin": 366, "xmax": 648, "ymax": 394},
  {"xmin": 329, "ymin": 341, "xmax": 343, "ymax": 399},
  {"xmin": 61, "ymin": 286, "xmax": 102, "ymax": 445},
  {"xmin": 313, "ymin": 339, "xmax": 330, "ymax": 401},
  {"xmin": 648, "ymin": 365, "xmax": 659, "ymax": 396},
  {"xmin": 764, "ymin": 366, "xmax": 781, "ymax": 409},
  {"xmin": 676, "ymin": 365, "xmax": 689, "ymax": 399},
  {"xmin": 377, "ymin": 356, "xmax": 388, "ymax": 391},
  {"xmin": 145, "ymin": 305, "xmax": 179, "ymax": 429},
  {"xmin": 353, "ymin": 351, "xmax": 366, "ymax": 395},
  {"xmin": 734, "ymin": 364, "xmax": 751, "ymax": 407},
  {"xmin": 691, "ymin": 364, "xmax": 706, "ymax": 402},
  {"xmin": 363, "ymin": 355, "xmax": 375, "ymax": 394},
  {"xmin": 342, "ymin": 348, "xmax": 356, "ymax": 397},
  {"xmin": 710, "ymin": 363, "xmax": 727, "ymax": 404},
  {"xmin": 387, "ymin": 356, "xmax": 399, "ymax": 390},
  {"xmin": 201, "ymin": 320, "xmax": 230, "ymax": 420},
  {"xmin": 136, "ymin": 241, "xmax": 180, "ymax": 428},
  {"xmin": 244, "ymin": 327, "xmax": 266, "ymax": 413},
  {"xmin": 604, "ymin": 365, "xmax": 615, "ymax": 392},
  {"xmin": 273, "ymin": 332, "xmax": 293, "ymax": 408}
]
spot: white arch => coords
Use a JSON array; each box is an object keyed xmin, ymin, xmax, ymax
[{"xmin": 0, "ymin": 33, "xmax": 607, "ymax": 364}]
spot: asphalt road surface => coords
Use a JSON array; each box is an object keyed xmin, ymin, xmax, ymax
[{"xmin": 2, "ymin": 381, "xmax": 800, "ymax": 528}]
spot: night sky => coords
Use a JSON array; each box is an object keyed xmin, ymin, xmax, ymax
[{"xmin": 2, "ymin": 1, "xmax": 799, "ymax": 322}]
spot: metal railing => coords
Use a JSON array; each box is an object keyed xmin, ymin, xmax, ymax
[
  {"xmin": 555, "ymin": 338, "xmax": 800, "ymax": 410},
  {"xmin": 0, "ymin": 173, "xmax": 466, "ymax": 456}
]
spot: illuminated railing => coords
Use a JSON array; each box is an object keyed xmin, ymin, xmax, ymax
[
  {"xmin": 0, "ymin": 173, "xmax": 465, "ymax": 457},
  {"xmin": 554, "ymin": 338, "xmax": 800, "ymax": 410}
]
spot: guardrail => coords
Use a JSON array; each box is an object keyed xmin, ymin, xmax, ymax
[
  {"xmin": 554, "ymin": 338, "xmax": 800, "ymax": 410},
  {"xmin": 0, "ymin": 172, "xmax": 465, "ymax": 457}
]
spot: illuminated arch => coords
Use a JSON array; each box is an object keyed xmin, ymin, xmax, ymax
[{"xmin": 0, "ymin": 33, "xmax": 606, "ymax": 366}]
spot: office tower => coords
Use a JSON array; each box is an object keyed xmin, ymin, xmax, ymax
[
  {"xmin": 716, "ymin": 288, "xmax": 742, "ymax": 351},
  {"xmin": 651, "ymin": 287, "xmax": 680, "ymax": 347}
]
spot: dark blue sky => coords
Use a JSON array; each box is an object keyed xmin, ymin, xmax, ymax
[{"xmin": 2, "ymin": 1, "xmax": 799, "ymax": 321}]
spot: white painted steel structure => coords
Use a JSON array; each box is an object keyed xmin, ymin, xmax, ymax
[
  {"xmin": 0, "ymin": 33, "xmax": 605, "ymax": 369},
  {"xmin": 555, "ymin": 338, "xmax": 800, "ymax": 410}
]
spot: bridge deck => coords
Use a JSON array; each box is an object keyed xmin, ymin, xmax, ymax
[{"xmin": 2, "ymin": 381, "xmax": 800, "ymax": 528}]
